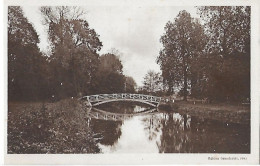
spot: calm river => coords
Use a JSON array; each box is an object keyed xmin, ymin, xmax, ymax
[{"xmin": 85, "ymin": 103, "xmax": 250, "ymax": 153}]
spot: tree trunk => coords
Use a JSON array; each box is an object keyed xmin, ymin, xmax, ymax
[
  {"xmin": 183, "ymin": 65, "xmax": 188, "ymax": 101},
  {"xmin": 182, "ymin": 45, "xmax": 188, "ymax": 101}
]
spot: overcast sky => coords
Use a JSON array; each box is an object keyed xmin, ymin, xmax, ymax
[{"xmin": 22, "ymin": 6, "xmax": 199, "ymax": 86}]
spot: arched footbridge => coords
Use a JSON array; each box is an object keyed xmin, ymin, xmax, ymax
[{"xmin": 80, "ymin": 93, "xmax": 171, "ymax": 107}]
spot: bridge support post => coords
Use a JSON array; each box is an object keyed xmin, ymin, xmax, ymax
[
  {"xmin": 156, "ymin": 97, "xmax": 163, "ymax": 107},
  {"xmin": 84, "ymin": 100, "xmax": 92, "ymax": 107},
  {"xmin": 156, "ymin": 101, "xmax": 161, "ymax": 107}
]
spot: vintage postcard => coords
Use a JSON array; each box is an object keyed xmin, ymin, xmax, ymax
[{"xmin": 3, "ymin": 0, "xmax": 260, "ymax": 164}]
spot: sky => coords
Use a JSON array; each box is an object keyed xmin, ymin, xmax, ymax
[{"xmin": 22, "ymin": 6, "xmax": 199, "ymax": 86}]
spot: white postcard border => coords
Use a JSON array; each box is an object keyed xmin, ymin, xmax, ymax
[{"xmin": 3, "ymin": 0, "xmax": 260, "ymax": 164}]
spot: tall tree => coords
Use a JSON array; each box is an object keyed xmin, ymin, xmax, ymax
[
  {"xmin": 197, "ymin": 6, "xmax": 250, "ymax": 101},
  {"xmin": 40, "ymin": 6, "xmax": 102, "ymax": 97},
  {"xmin": 8, "ymin": 6, "xmax": 48, "ymax": 100},
  {"xmin": 157, "ymin": 10, "xmax": 206, "ymax": 100}
]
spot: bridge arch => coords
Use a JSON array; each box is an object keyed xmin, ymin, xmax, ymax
[{"xmin": 80, "ymin": 93, "xmax": 165, "ymax": 107}]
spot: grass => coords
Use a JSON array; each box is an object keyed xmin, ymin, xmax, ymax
[
  {"xmin": 8, "ymin": 99, "xmax": 100, "ymax": 154},
  {"xmin": 171, "ymin": 101, "xmax": 250, "ymax": 124}
]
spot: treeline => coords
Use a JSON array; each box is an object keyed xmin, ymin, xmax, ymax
[
  {"xmin": 8, "ymin": 6, "xmax": 136, "ymax": 101},
  {"xmin": 157, "ymin": 7, "xmax": 250, "ymax": 102}
]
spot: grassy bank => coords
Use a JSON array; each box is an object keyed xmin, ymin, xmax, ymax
[
  {"xmin": 8, "ymin": 99, "xmax": 100, "ymax": 154},
  {"xmin": 167, "ymin": 101, "xmax": 250, "ymax": 124},
  {"xmin": 8, "ymin": 99, "xmax": 250, "ymax": 153}
]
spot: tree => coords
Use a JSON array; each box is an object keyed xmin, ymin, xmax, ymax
[
  {"xmin": 8, "ymin": 6, "xmax": 49, "ymax": 100},
  {"xmin": 197, "ymin": 7, "xmax": 250, "ymax": 59},
  {"xmin": 40, "ymin": 6, "xmax": 102, "ymax": 97},
  {"xmin": 125, "ymin": 76, "xmax": 137, "ymax": 93},
  {"xmin": 90, "ymin": 53, "xmax": 125, "ymax": 94},
  {"xmin": 197, "ymin": 6, "xmax": 250, "ymax": 101},
  {"xmin": 99, "ymin": 53, "xmax": 123, "ymax": 74},
  {"xmin": 157, "ymin": 10, "xmax": 206, "ymax": 100},
  {"xmin": 142, "ymin": 70, "xmax": 163, "ymax": 94}
]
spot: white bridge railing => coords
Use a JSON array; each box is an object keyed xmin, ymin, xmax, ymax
[{"xmin": 80, "ymin": 93, "xmax": 167, "ymax": 107}]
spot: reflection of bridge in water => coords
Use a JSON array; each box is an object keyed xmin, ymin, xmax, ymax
[
  {"xmin": 86, "ymin": 107, "xmax": 158, "ymax": 121},
  {"xmin": 81, "ymin": 93, "xmax": 170, "ymax": 107}
]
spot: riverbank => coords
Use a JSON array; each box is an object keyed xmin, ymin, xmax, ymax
[
  {"xmin": 8, "ymin": 99, "xmax": 100, "ymax": 154},
  {"xmin": 8, "ymin": 99, "xmax": 250, "ymax": 153},
  {"xmin": 164, "ymin": 101, "xmax": 250, "ymax": 124}
]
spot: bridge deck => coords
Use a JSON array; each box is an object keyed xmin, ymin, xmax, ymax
[{"xmin": 81, "ymin": 93, "xmax": 168, "ymax": 107}]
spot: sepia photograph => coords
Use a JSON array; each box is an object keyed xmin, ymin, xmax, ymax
[{"xmin": 3, "ymin": 0, "xmax": 260, "ymax": 164}]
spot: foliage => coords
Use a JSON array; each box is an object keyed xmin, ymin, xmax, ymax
[
  {"xmin": 141, "ymin": 70, "xmax": 164, "ymax": 94},
  {"xmin": 8, "ymin": 6, "xmax": 50, "ymax": 101},
  {"xmin": 8, "ymin": 100, "xmax": 100, "ymax": 153},
  {"xmin": 90, "ymin": 53, "xmax": 125, "ymax": 94},
  {"xmin": 197, "ymin": 6, "xmax": 250, "ymax": 58},
  {"xmin": 98, "ymin": 53, "xmax": 123, "ymax": 74},
  {"xmin": 157, "ymin": 7, "xmax": 250, "ymax": 102},
  {"xmin": 41, "ymin": 6, "xmax": 102, "ymax": 98},
  {"xmin": 197, "ymin": 6, "xmax": 250, "ymax": 101},
  {"xmin": 8, "ymin": 6, "xmax": 132, "ymax": 101},
  {"xmin": 125, "ymin": 76, "xmax": 137, "ymax": 93},
  {"xmin": 157, "ymin": 10, "xmax": 206, "ymax": 100},
  {"xmin": 8, "ymin": 5, "xmax": 250, "ymax": 104}
]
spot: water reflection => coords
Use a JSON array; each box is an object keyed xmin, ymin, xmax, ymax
[{"xmin": 85, "ymin": 104, "xmax": 250, "ymax": 153}]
